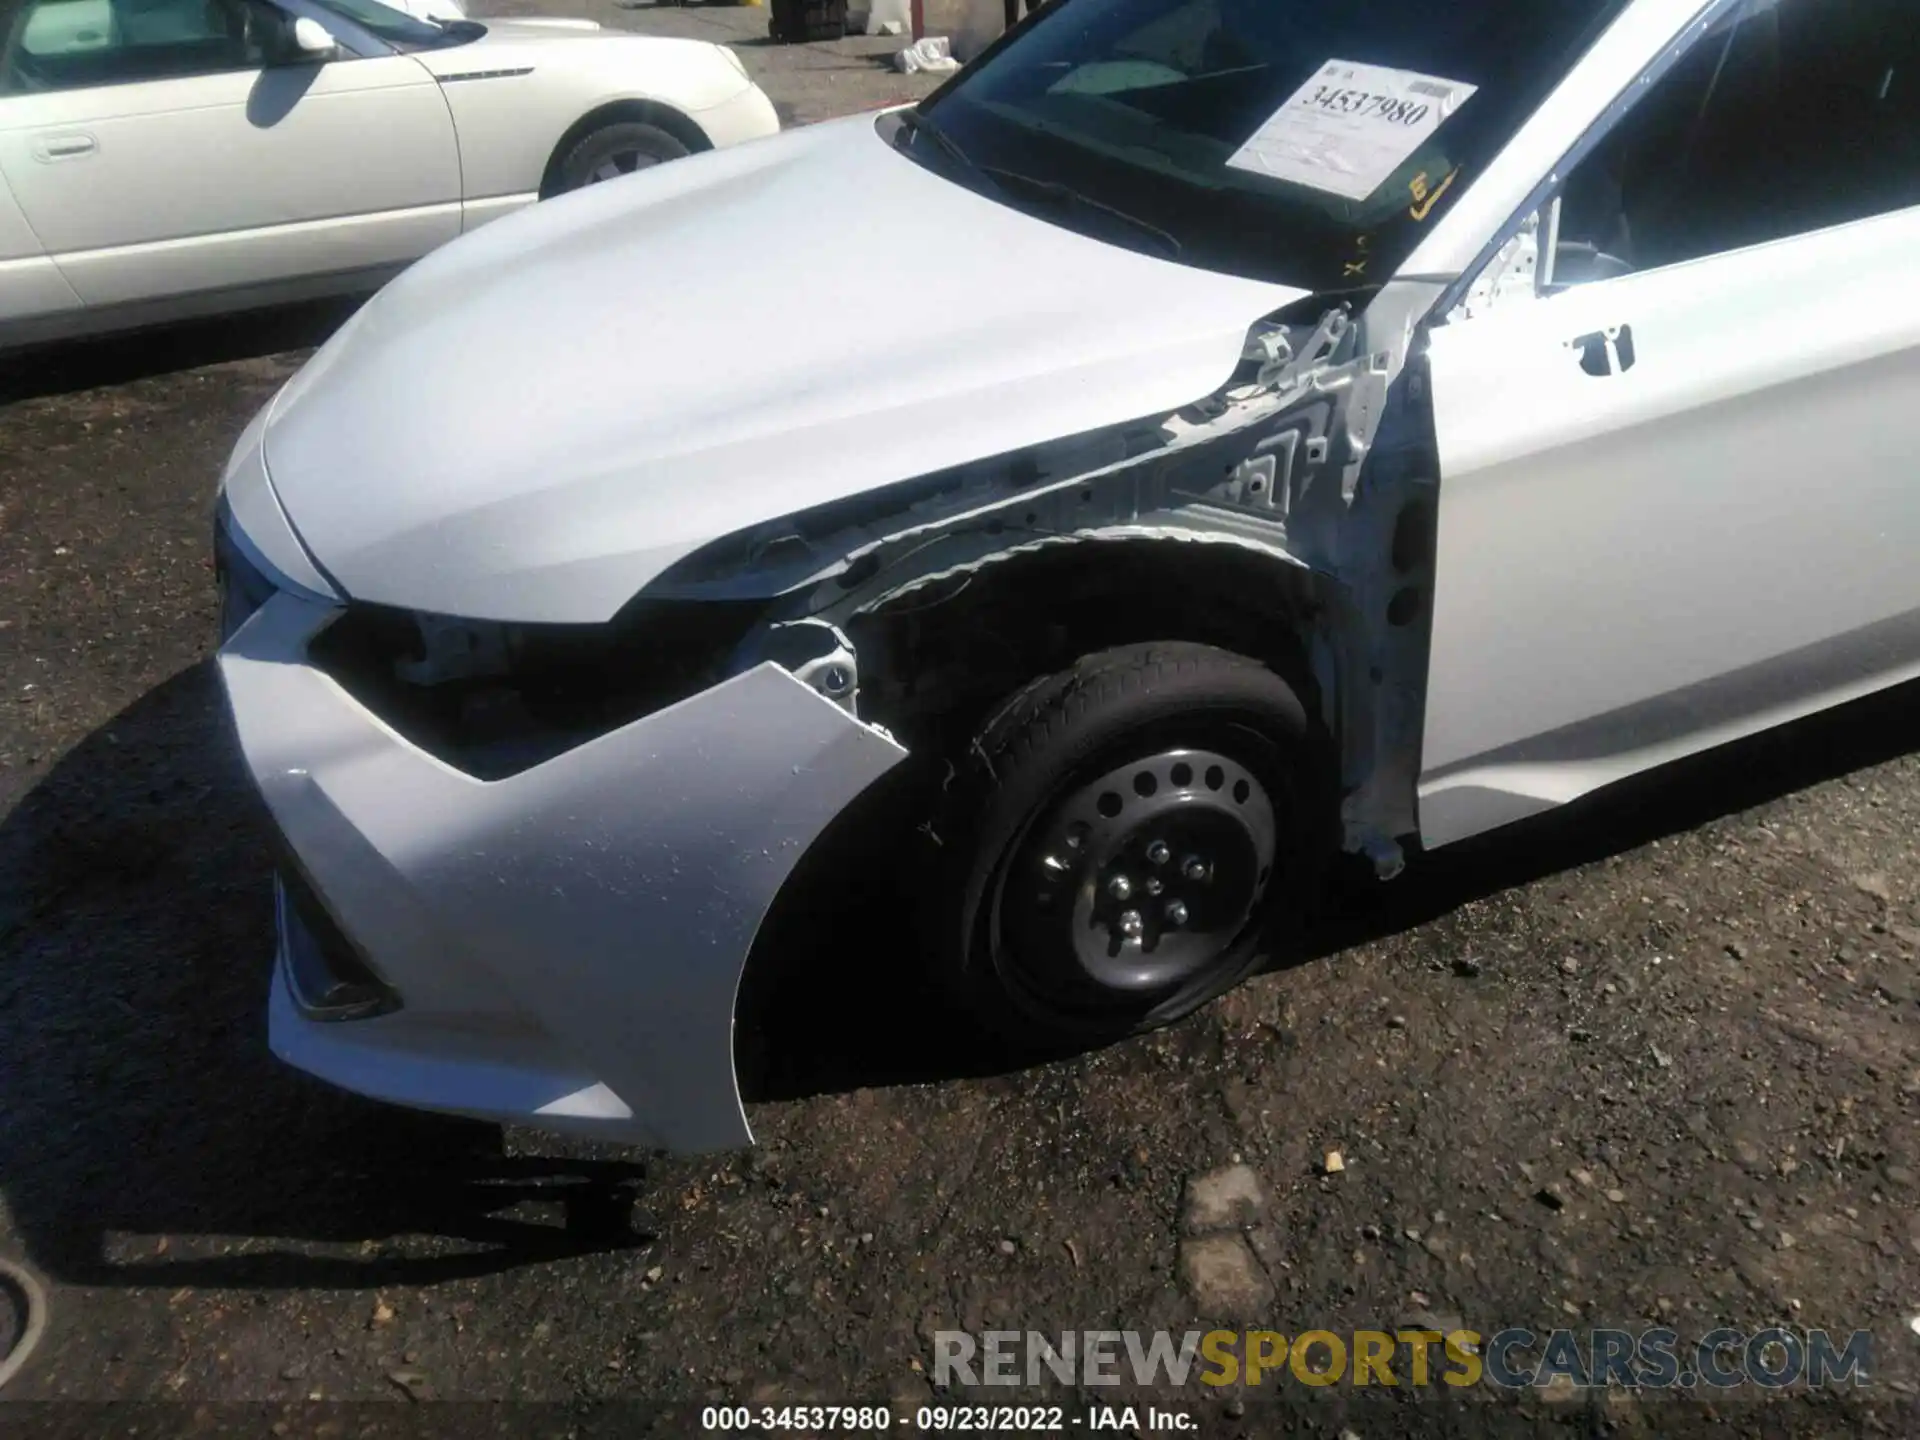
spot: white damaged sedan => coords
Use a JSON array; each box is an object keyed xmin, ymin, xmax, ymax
[
  {"xmin": 0, "ymin": 0, "xmax": 777, "ymax": 345},
  {"xmin": 215, "ymin": 0, "xmax": 1920, "ymax": 1150}
]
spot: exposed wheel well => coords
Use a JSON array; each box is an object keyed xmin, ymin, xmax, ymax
[
  {"xmin": 539, "ymin": 100, "xmax": 713, "ymax": 198},
  {"xmin": 735, "ymin": 538, "xmax": 1339, "ymax": 1093},
  {"xmin": 848, "ymin": 537, "xmax": 1335, "ymax": 762}
]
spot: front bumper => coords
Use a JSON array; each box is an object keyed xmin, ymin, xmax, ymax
[
  {"xmin": 692, "ymin": 77, "xmax": 782, "ymax": 151},
  {"xmin": 218, "ymin": 590, "xmax": 905, "ymax": 1151}
]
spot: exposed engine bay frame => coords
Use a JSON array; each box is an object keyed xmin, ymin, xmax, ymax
[{"xmin": 665, "ymin": 283, "xmax": 1447, "ymax": 881}]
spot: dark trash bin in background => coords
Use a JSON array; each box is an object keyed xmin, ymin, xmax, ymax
[{"xmin": 769, "ymin": 0, "xmax": 847, "ymax": 40}]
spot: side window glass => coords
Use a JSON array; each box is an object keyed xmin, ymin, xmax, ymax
[
  {"xmin": 5, "ymin": 0, "xmax": 285, "ymax": 93},
  {"xmin": 1549, "ymin": 0, "xmax": 1920, "ymax": 285},
  {"xmin": 20, "ymin": 0, "xmax": 117, "ymax": 57}
]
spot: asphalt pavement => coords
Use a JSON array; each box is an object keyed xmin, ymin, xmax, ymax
[{"xmin": 1, "ymin": 10, "xmax": 1917, "ymax": 1437}]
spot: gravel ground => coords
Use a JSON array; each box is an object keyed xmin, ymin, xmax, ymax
[{"xmin": 1, "ymin": 9, "xmax": 1918, "ymax": 1437}]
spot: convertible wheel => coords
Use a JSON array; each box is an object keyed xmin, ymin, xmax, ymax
[
  {"xmin": 552, "ymin": 121, "xmax": 690, "ymax": 193},
  {"xmin": 932, "ymin": 641, "xmax": 1334, "ymax": 1050}
]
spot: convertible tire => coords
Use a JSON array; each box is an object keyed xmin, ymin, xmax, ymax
[
  {"xmin": 929, "ymin": 641, "xmax": 1336, "ymax": 1051},
  {"xmin": 551, "ymin": 121, "xmax": 690, "ymax": 193}
]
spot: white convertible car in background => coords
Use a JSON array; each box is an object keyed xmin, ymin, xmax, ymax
[
  {"xmin": 0, "ymin": 0, "xmax": 777, "ymax": 345},
  {"xmin": 215, "ymin": 0, "xmax": 1917, "ymax": 1151}
]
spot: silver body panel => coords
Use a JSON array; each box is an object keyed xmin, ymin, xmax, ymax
[
  {"xmin": 219, "ymin": 592, "xmax": 906, "ymax": 1151},
  {"xmin": 1416, "ymin": 2, "xmax": 1920, "ymax": 845},
  {"xmin": 1421, "ymin": 207, "xmax": 1920, "ymax": 842}
]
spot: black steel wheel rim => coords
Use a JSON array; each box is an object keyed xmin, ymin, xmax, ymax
[{"xmin": 995, "ymin": 744, "xmax": 1280, "ymax": 1006}]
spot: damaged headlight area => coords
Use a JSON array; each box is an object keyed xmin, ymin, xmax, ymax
[{"xmin": 307, "ymin": 598, "xmax": 784, "ymax": 780}]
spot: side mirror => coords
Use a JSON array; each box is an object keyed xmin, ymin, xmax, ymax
[
  {"xmin": 1537, "ymin": 194, "xmax": 1635, "ymax": 292},
  {"xmin": 1550, "ymin": 241, "xmax": 1636, "ymax": 288},
  {"xmin": 290, "ymin": 16, "xmax": 337, "ymax": 57}
]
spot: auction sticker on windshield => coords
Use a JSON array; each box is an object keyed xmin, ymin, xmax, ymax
[{"xmin": 1225, "ymin": 59, "xmax": 1478, "ymax": 202}]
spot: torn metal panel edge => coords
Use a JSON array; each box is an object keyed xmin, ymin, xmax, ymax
[
  {"xmin": 223, "ymin": 592, "xmax": 909, "ymax": 1152},
  {"xmin": 662, "ymin": 279, "xmax": 1451, "ymax": 873}
]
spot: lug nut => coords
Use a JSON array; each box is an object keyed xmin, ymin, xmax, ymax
[
  {"xmin": 1118, "ymin": 910, "xmax": 1144, "ymax": 939},
  {"xmin": 1164, "ymin": 900, "xmax": 1189, "ymax": 927},
  {"xmin": 1041, "ymin": 854, "xmax": 1067, "ymax": 875},
  {"xmin": 1146, "ymin": 840, "xmax": 1171, "ymax": 866},
  {"xmin": 1145, "ymin": 876, "xmax": 1164, "ymax": 896},
  {"xmin": 1182, "ymin": 856, "xmax": 1210, "ymax": 882},
  {"xmin": 1107, "ymin": 874, "xmax": 1133, "ymax": 901}
]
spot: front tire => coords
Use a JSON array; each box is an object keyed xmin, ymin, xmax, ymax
[
  {"xmin": 930, "ymin": 642, "xmax": 1335, "ymax": 1051},
  {"xmin": 551, "ymin": 120, "xmax": 690, "ymax": 193}
]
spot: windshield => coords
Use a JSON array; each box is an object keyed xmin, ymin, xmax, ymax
[
  {"xmin": 913, "ymin": 0, "xmax": 1636, "ymax": 290},
  {"xmin": 307, "ymin": 0, "xmax": 478, "ymax": 47}
]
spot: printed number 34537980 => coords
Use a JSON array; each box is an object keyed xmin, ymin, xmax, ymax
[{"xmin": 1307, "ymin": 86, "xmax": 1431, "ymax": 126}]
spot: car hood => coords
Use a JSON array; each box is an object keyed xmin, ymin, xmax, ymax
[
  {"xmin": 262, "ymin": 114, "xmax": 1308, "ymax": 624},
  {"xmin": 411, "ymin": 18, "xmax": 744, "ymax": 71},
  {"xmin": 424, "ymin": 17, "xmax": 607, "ymax": 48},
  {"xmin": 407, "ymin": 18, "xmax": 705, "ymax": 71},
  {"xmin": 471, "ymin": 17, "xmax": 602, "ymax": 32}
]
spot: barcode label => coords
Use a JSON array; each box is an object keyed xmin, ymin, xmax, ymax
[{"xmin": 1407, "ymin": 79, "xmax": 1456, "ymax": 99}]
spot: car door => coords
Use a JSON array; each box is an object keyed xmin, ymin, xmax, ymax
[
  {"xmin": 0, "ymin": 159, "xmax": 80, "ymax": 331},
  {"xmin": 0, "ymin": 0, "xmax": 460, "ymax": 310},
  {"xmin": 1415, "ymin": 0, "xmax": 1920, "ymax": 849}
]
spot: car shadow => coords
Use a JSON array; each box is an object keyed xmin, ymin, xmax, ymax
[
  {"xmin": 0, "ymin": 662, "xmax": 653, "ymax": 1291},
  {"xmin": 0, "ymin": 298, "xmax": 361, "ymax": 405},
  {"xmin": 247, "ymin": 64, "xmax": 324, "ymax": 129},
  {"xmin": 742, "ymin": 670, "xmax": 1920, "ymax": 1100}
]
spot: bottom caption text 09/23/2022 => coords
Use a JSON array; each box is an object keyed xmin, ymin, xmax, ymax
[
  {"xmin": 698, "ymin": 1324, "xmax": 1878, "ymax": 1432},
  {"xmin": 701, "ymin": 1406, "xmax": 1196, "ymax": 1432}
]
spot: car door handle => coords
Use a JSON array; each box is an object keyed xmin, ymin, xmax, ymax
[
  {"xmin": 1569, "ymin": 324, "xmax": 1636, "ymax": 376},
  {"xmin": 32, "ymin": 132, "xmax": 98, "ymax": 161}
]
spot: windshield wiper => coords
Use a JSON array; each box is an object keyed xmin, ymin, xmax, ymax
[
  {"xmin": 893, "ymin": 112, "xmax": 1182, "ymax": 261},
  {"xmin": 979, "ymin": 166, "xmax": 1183, "ymax": 260},
  {"xmin": 893, "ymin": 108, "xmax": 982, "ymax": 177}
]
